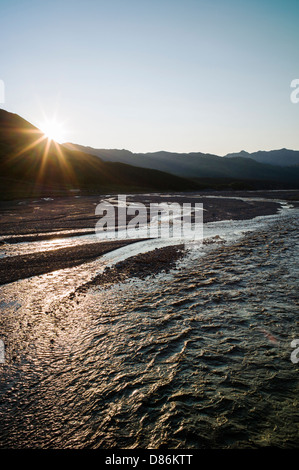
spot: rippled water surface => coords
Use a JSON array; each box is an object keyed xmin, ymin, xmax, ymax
[{"xmin": 0, "ymin": 207, "xmax": 298, "ymax": 448}]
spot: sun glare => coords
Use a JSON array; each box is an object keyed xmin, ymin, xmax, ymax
[{"xmin": 39, "ymin": 118, "xmax": 66, "ymax": 143}]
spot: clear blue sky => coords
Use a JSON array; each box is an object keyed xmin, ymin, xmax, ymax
[{"xmin": 1, "ymin": 0, "xmax": 299, "ymax": 154}]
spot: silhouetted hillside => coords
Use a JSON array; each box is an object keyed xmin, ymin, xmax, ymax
[
  {"xmin": 0, "ymin": 109, "xmax": 200, "ymax": 199},
  {"xmin": 225, "ymin": 149, "xmax": 299, "ymax": 166},
  {"xmin": 63, "ymin": 143, "xmax": 299, "ymax": 187},
  {"xmin": 1, "ymin": 109, "xmax": 298, "ymax": 201}
]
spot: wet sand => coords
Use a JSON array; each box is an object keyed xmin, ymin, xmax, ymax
[
  {"xmin": 0, "ymin": 239, "xmax": 145, "ymax": 285},
  {"xmin": 77, "ymin": 244, "xmax": 186, "ymax": 293},
  {"xmin": 0, "ymin": 191, "xmax": 294, "ymax": 237},
  {"xmin": 0, "ymin": 190, "xmax": 298, "ymax": 285}
]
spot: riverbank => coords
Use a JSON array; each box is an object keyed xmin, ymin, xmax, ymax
[
  {"xmin": 77, "ymin": 244, "xmax": 186, "ymax": 293},
  {"xmin": 0, "ymin": 239, "xmax": 143, "ymax": 285},
  {"xmin": 0, "ymin": 190, "xmax": 295, "ymax": 237},
  {"xmin": 0, "ymin": 191, "xmax": 297, "ymax": 285},
  {"xmin": 0, "ymin": 203, "xmax": 297, "ymax": 450}
]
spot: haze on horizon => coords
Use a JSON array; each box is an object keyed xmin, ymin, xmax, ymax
[{"xmin": 1, "ymin": 0, "xmax": 299, "ymax": 155}]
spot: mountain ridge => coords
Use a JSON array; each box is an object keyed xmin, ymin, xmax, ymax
[
  {"xmin": 1, "ymin": 108, "xmax": 298, "ymax": 201},
  {"xmin": 63, "ymin": 142, "xmax": 299, "ymax": 184},
  {"xmin": 64, "ymin": 143, "xmax": 299, "ymax": 167},
  {"xmin": 0, "ymin": 109, "xmax": 201, "ymax": 199},
  {"xmin": 225, "ymin": 148, "xmax": 299, "ymax": 166}
]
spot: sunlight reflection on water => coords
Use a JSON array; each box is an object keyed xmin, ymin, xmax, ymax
[{"xmin": 0, "ymin": 205, "xmax": 298, "ymax": 449}]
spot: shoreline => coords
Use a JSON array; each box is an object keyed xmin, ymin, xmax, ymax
[
  {"xmin": 76, "ymin": 244, "xmax": 186, "ymax": 293},
  {"xmin": 0, "ymin": 190, "xmax": 296, "ymax": 237},
  {"xmin": 0, "ymin": 239, "xmax": 145, "ymax": 286},
  {"xmin": 0, "ymin": 191, "xmax": 298, "ymax": 286}
]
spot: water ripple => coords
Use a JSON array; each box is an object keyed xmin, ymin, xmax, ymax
[{"xmin": 0, "ymin": 209, "xmax": 298, "ymax": 448}]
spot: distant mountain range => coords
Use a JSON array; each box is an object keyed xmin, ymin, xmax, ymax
[
  {"xmin": 0, "ymin": 108, "xmax": 298, "ymax": 200},
  {"xmin": 225, "ymin": 149, "xmax": 299, "ymax": 166},
  {"xmin": 0, "ymin": 109, "xmax": 199, "ymax": 199},
  {"xmin": 63, "ymin": 143, "xmax": 299, "ymax": 185}
]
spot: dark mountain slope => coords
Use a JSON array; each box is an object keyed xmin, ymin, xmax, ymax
[
  {"xmin": 0, "ymin": 109, "xmax": 200, "ymax": 199},
  {"xmin": 225, "ymin": 149, "xmax": 299, "ymax": 167},
  {"xmin": 63, "ymin": 142, "xmax": 299, "ymax": 186}
]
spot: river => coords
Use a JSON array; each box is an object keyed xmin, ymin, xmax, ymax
[{"xmin": 0, "ymin": 199, "xmax": 298, "ymax": 448}]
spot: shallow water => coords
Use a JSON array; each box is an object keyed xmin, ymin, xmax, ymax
[
  {"xmin": 0, "ymin": 194, "xmax": 292, "ymax": 259},
  {"xmin": 0, "ymin": 205, "xmax": 298, "ymax": 449}
]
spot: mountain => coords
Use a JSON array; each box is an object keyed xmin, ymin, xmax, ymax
[
  {"xmin": 225, "ymin": 149, "xmax": 299, "ymax": 167},
  {"xmin": 63, "ymin": 143, "xmax": 219, "ymax": 176},
  {"xmin": 0, "ymin": 109, "xmax": 200, "ymax": 199},
  {"xmin": 1, "ymin": 108, "xmax": 298, "ymax": 201},
  {"xmin": 63, "ymin": 143, "xmax": 299, "ymax": 187}
]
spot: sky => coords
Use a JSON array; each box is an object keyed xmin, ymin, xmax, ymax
[{"xmin": 1, "ymin": 0, "xmax": 299, "ymax": 155}]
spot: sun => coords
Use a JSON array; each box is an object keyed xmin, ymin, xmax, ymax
[{"xmin": 39, "ymin": 118, "xmax": 66, "ymax": 143}]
